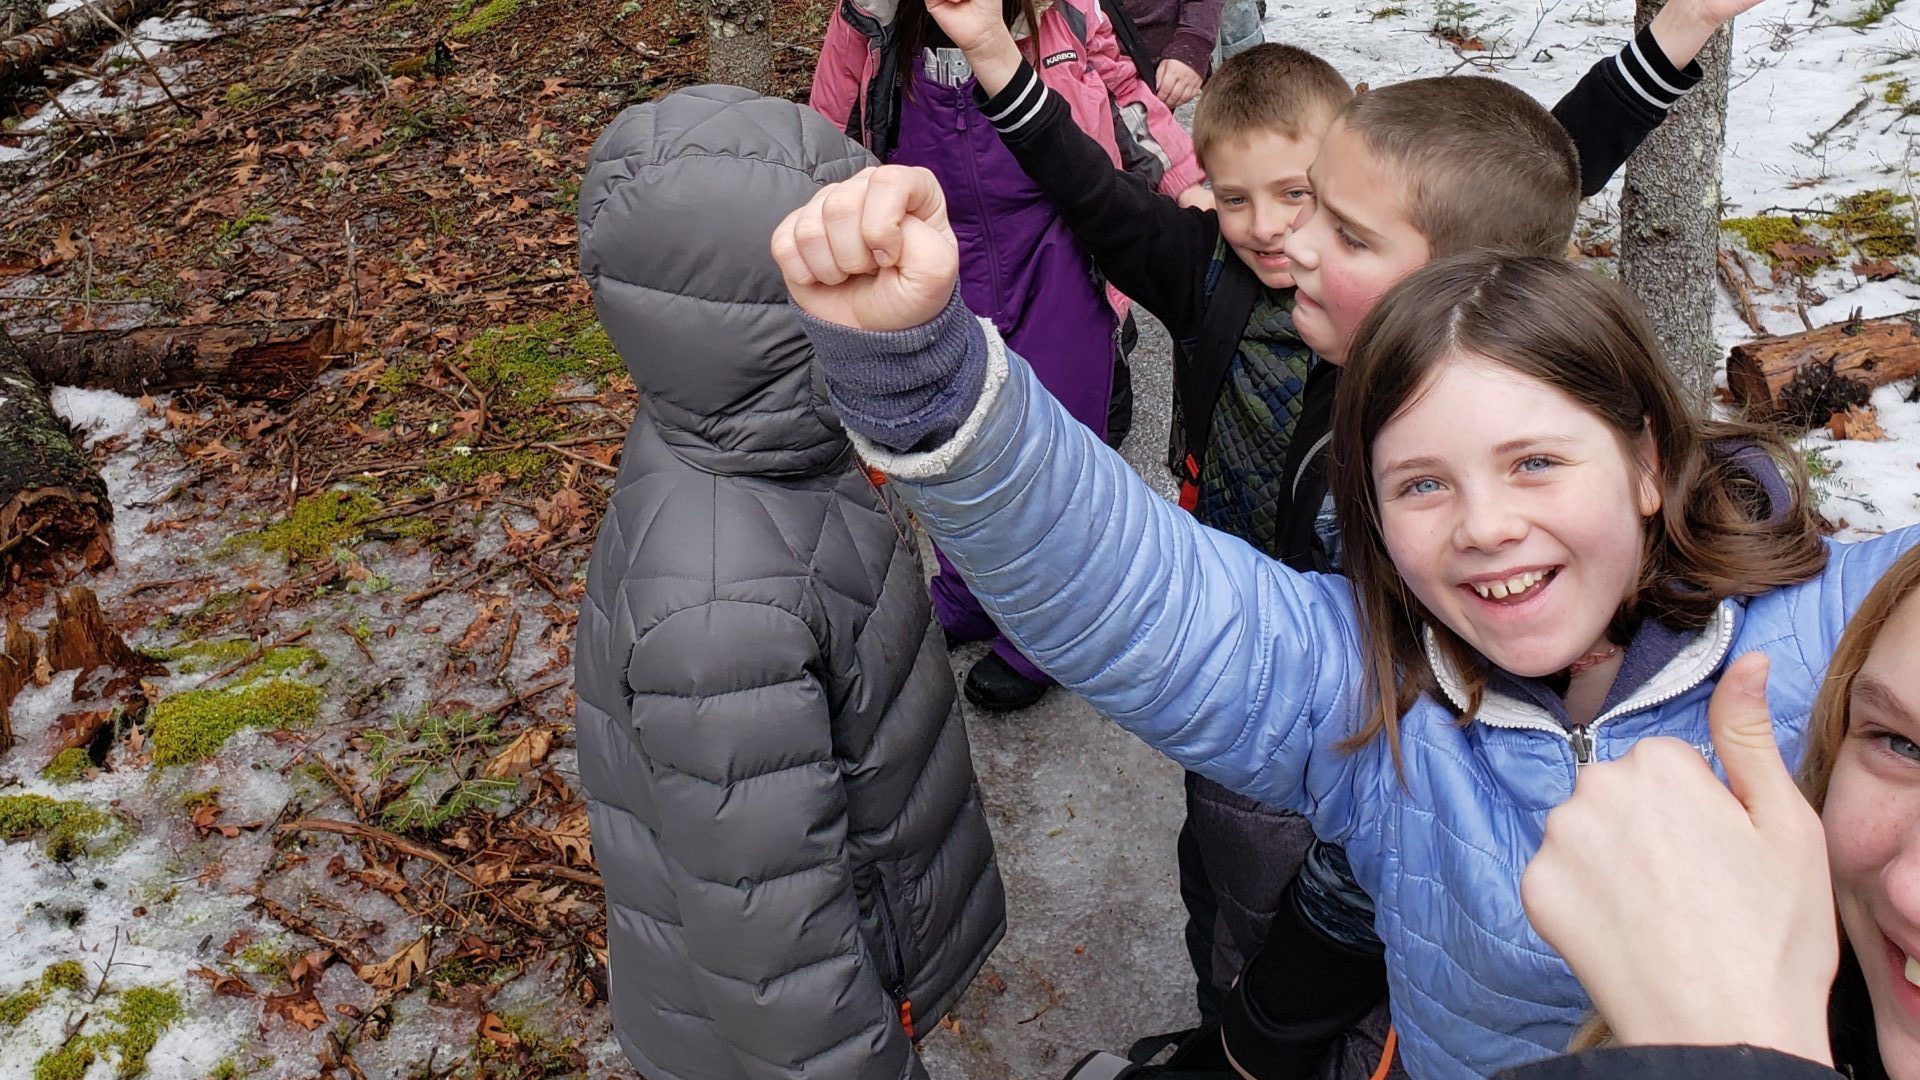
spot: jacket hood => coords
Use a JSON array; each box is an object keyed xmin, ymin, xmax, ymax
[{"xmin": 578, "ymin": 85, "xmax": 877, "ymax": 475}]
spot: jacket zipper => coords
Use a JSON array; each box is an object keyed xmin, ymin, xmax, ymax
[
  {"xmin": 872, "ymin": 883, "xmax": 908, "ymax": 1005},
  {"xmin": 956, "ymin": 92, "xmax": 1005, "ymax": 330},
  {"xmin": 1454, "ymin": 606, "xmax": 1737, "ymax": 768}
]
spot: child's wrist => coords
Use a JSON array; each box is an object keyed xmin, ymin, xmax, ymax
[{"xmin": 1645, "ymin": 0, "xmax": 1722, "ymax": 69}]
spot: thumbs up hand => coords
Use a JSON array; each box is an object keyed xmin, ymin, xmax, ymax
[
  {"xmin": 1521, "ymin": 653, "xmax": 1838, "ymax": 1064},
  {"xmin": 772, "ymin": 165, "xmax": 960, "ymax": 334}
]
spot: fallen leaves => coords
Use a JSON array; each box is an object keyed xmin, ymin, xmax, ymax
[
  {"xmin": 357, "ymin": 936, "xmax": 431, "ymax": 995},
  {"xmin": 482, "ymin": 726, "xmax": 555, "ymax": 779},
  {"xmin": 1830, "ymin": 403, "xmax": 1889, "ymax": 441}
]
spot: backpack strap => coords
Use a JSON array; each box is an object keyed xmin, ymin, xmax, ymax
[{"xmin": 1099, "ymin": 0, "xmax": 1160, "ymax": 93}]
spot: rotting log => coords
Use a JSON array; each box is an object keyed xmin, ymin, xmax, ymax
[
  {"xmin": 17, "ymin": 319, "xmax": 342, "ymax": 402},
  {"xmin": 0, "ymin": 327, "xmax": 111, "ymax": 575},
  {"xmin": 1727, "ymin": 310, "xmax": 1920, "ymax": 420},
  {"xmin": 0, "ymin": 0, "xmax": 168, "ymax": 83},
  {"xmin": 0, "ymin": 620, "xmax": 39, "ymax": 756}
]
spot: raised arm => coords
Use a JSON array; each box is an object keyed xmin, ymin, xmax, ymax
[
  {"xmin": 631, "ymin": 601, "xmax": 928, "ymax": 1080},
  {"xmin": 1552, "ymin": 0, "xmax": 1770, "ymax": 195},
  {"xmin": 771, "ymin": 166, "xmax": 1381, "ymax": 833},
  {"xmin": 1081, "ymin": 2, "xmax": 1208, "ymax": 196}
]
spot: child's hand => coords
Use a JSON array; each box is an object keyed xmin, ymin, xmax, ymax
[
  {"xmin": 1155, "ymin": 58, "xmax": 1203, "ymax": 108},
  {"xmin": 1647, "ymin": 0, "xmax": 1763, "ymax": 67},
  {"xmin": 1176, "ymin": 183, "xmax": 1214, "ymax": 211},
  {"xmin": 925, "ymin": 0, "xmax": 1013, "ymax": 57},
  {"xmin": 1521, "ymin": 654, "xmax": 1837, "ymax": 1065},
  {"xmin": 771, "ymin": 165, "xmax": 960, "ymax": 333}
]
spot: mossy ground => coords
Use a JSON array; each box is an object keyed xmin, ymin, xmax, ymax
[
  {"xmin": 1723, "ymin": 189, "xmax": 1918, "ymax": 267},
  {"xmin": 30, "ymin": 984, "xmax": 183, "ymax": 1080},
  {"xmin": 231, "ymin": 489, "xmax": 380, "ymax": 563},
  {"xmin": 2, "ymin": 962, "xmax": 90, "ymax": 1031},
  {"xmin": 148, "ymin": 679, "xmax": 322, "ymax": 766},
  {"xmin": 40, "ymin": 748, "xmax": 93, "ymax": 784},
  {"xmin": 451, "ymin": 0, "xmax": 518, "ymax": 36},
  {"xmin": 0, "ymin": 795, "xmax": 116, "ymax": 860},
  {"xmin": 461, "ymin": 310, "xmax": 618, "ymax": 408}
]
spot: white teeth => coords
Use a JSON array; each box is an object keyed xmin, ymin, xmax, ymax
[
  {"xmin": 1471, "ymin": 570, "xmax": 1547, "ymax": 600},
  {"xmin": 1906, "ymin": 953, "xmax": 1920, "ymax": 988}
]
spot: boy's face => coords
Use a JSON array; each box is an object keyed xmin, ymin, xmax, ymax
[
  {"xmin": 1208, "ymin": 126, "xmax": 1322, "ymax": 290},
  {"xmin": 1281, "ymin": 120, "xmax": 1432, "ymax": 364}
]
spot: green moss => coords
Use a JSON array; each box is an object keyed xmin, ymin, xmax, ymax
[
  {"xmin": 41, "ymin": 963, "xmax": 87, "ymax": 994},
  {"xmin": 41, "ymin": 748, "xmax": 92, "ymax": 784},
  {"xmin": 0, "ymin": 795, "xmax": 114, "ymax": 860},
  {"xmin": 177, "ymin": 787, "xmax": 221, "ymax": 811},
  {"xmin": 451, "ymin": 0, "xmax": 519, "ymax": 37},
  {"xmin": 149, "ymin": 679, "xmax": 321, "ymax": 766},
  {"xmin": 462, "ymin": 310, "xmax": 619, "ymax": 407},
  {"xmin": 1885, "ymin": 77, "xmax": 1910, "ymax": 105},
  {"xmin": 223, "ymin": 82, "xmax": 261, "ymax": 109},
  {"xmin": 208, "ymin": 1057, "xmax": 273, "ymax": 1080},
  {"xmin": 236, "ymin": 940, "xmax": 292, "ymax": 975},
  {"xmin": 145, "ymin": 637, "xmax": 255, "ymax": 674},
  {"xmin": 1822, "ymin": 189, "xmax": 1917, "ymax": 259},
  {"xmin": 33, "ymin": 1043, "xmax": 94, "ymax": 1080},
  {"xmin": 1721, "ymin": 214, "xmax": 1829, "ymax": 265},
  {"xmin": 428, "ymin": 446, "xmax": 555, "ymax": 486},
  {"xmin": 474, "ymin": 1010, "xmax": 581, "ymax": 1074},
  {"xmin": 370, "ymin": 408, "xmax": 398, "ymax": 429},
  {"xmin": 217, "ymin": 206, "xmax": 271, "ymax": 243},
  {"xmin": 0, "ymin": 986, "xmax": 44, "ymax": 1027},
  {"xmin": 373, "ymin": 356, "xmax": 427, "ymax": 395},
  {"xmin": 234, "ymin": 490, "xmax": 379, "ymax": 563},
  {"xmin": 256, "ymin": 645, "xmax": 325, "ymax": 677},
  {"xmin": 101, "ymin": 986, "xmax": 182, "ymax": 1074},
  {"xmin": 1845, "ymin": 0, "xmax": 1899, "ymax": 25}
]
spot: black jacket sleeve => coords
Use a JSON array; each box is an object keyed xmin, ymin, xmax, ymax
[
  {"xmin": 974, "ymin": 59, "xmax": 1219, "ymax": 339},
  {"xmin": 1496, "ymin": 1045, "xmax": 1843, "ymax": 1080},
  {"xmin": 1551, "ymin": 24, "xmax": 1704, "ymax": 196}
]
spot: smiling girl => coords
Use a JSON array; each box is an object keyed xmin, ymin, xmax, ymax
[
  {"xmin": 770, "ymin": 179, "xmax": 1920, "ymax": 1079},
  {"xmin": 1515, "ymin": 543, "xmax": 1920, "ymax": 1080}
]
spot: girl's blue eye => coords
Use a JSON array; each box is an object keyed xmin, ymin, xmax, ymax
[
  {"xmin": 1223, "ymin": 195, "xmax": 1247, "ymax": 207},
  {"xmin": 1400, "ymin": 477, "xmax": 1442, "ymax": 496},
  {"xmin": 1285, "ymin": 188, "xmax": 1311, "ymax": 202},
  {"xmin": 1518, "ymin": 455, "xmax": 1556, "ymax": 473},
  {"xmin": 1875, "ymin": 731, "xmax": 1920, "ymax": 763}
]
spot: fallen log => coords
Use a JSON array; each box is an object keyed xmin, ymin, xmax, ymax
[
  {"xmin": 1727, "ymin": 310, "xmax": 1920, "ymax": 423},
  {"xmin": 17, "ymin": 318, "xmax": 342, "ymax": 402},
  {"xmin": 0, "ymin": 327, "xmax": 111, "ymax": 575},
  {"xmin": 0, "ymin": 0, "xmax": 167, "ymax": 84},
  {"xmin": 0, "ymin": 621, "xmax": 39, "ymax": 756}
]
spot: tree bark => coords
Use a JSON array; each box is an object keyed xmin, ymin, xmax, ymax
[
  {"xmin": 705, "ymin": 0, "xmax": 773, "ymax": 94},
  {"xmin": 0, "ymin": 621, "xmax": 38, "ymax": 757},
  {"xmin": 1619, "ymin": 16, "xmax": 1732, "ymax": 409},
  {"xmin": 0, "ymin": 327, "xmax": 111, "ymax": 575},
  {"xmin": 0, "ymin": 0, "xmax": 166, "ymax": 83},
  {"xmin": 17, "ymin": 318, "xmax": 341, "ymax": 402},
  {"xmin": 1726, "ymin": 310, "xmax": 1920, "ymax": 419}
]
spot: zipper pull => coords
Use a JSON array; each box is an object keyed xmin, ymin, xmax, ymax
[{"xmin": 1570, "ymin": 725, "xmax": 1596, "ymax": 767}]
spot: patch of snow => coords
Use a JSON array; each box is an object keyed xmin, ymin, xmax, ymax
[{"xmin": 50, "ymin": 387, "xmax": 155, "ymax": 448}]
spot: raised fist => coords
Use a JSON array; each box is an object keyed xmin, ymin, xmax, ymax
[{"xmin": 771, "ymin": 165, "xmax": 960, "ymax": 333}]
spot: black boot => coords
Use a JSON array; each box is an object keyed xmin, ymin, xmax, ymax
[{"xmin": 964, "ymin": 652, "xmax": 1050, "ymax": 711}]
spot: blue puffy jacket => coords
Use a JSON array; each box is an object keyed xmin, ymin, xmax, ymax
[{"xmin": 849, "ymin": 329, "xmax": 1920, "ymax": 1080}]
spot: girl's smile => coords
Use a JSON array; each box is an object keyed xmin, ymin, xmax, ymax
[{"xmin": 1371, "ymin": 352, "xmax": 1662, "ymax": 678}]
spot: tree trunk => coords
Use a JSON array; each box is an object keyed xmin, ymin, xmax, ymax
[
  {"xmin": 1619, "ymin": 15, "xmax": 1731, "ymax": 409},
  {"xmin": 705, "ymin": 0, "xmax": 773, "ymax": 94},
  {"xmin": 17, "ymin": 318, "xmax": 341, "ymax": 402},
  {"xmin": 0, "ymin": 327, "xmax": 111, "ymax": 575},
  {"xmin": 0, "ymin": 0, "xmax": 166, "ymax": 83}
]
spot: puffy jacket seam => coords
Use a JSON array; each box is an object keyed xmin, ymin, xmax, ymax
[
  {"xmin": 648, "ymin": 750, "xmax": 832, "ymax": 791},
  {"xmin": 632, "ymin": 674, "xmax": 812, "ymax": 703},
  {"xmin": 579, "ymin": 272, "xmax": 798, "ymax": 309}
]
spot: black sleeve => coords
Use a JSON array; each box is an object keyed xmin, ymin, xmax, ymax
[
  {"xmin": 1496, "ymin": 1045, "xmax": 1843, "ymax": 1080},
  {"xmin": 974, "ymin": 59, "xmax": 1217, "ymax": 338},
  {"xmin": 1550, "ymin": 24, "xmax": 1703, "ymax": 197}
]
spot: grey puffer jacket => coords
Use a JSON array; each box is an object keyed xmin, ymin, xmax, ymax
[{"xmin": 572, "ymin": 85, "xmax": 1006, "ymax": 1080}]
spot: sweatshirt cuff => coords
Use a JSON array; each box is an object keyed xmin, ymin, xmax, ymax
[
  {"xmin": 1162, "ymin": 31, "xmax": 1215, "ymax": 79},
  {"xmin": 974, "ymin": 58, "xmax": 1051, "ymax": 137},
  {"xmin": 796, "ymin": 289, "xmax": 989, "ymax": 455},
  {"xmin": 1615, "ymin": 23, "xmax": 1703, "ymax": 111}
]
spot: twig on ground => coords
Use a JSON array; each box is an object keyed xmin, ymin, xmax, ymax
[{"xmin": 196, "ymin": 627, "xmax": 313, "ymax": 688}]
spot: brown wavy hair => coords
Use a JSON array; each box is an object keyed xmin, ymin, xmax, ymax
[
  {"xmin": 1329, "ymin": 252, "xmax": 1830, "ymax": 773},
  {"xmin": 1802, "ymin": 542, "xmax": 1920, "ymax": 811}
]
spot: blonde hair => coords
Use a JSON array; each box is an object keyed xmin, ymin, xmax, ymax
[{"xmin": 1191, "ymin": 44, "xmax": 1352, "ymax": 167}]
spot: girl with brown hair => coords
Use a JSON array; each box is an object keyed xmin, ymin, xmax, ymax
[{"xmin": 767, "ymin": 185, "xmax": 1920, "ymax": 1075}]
